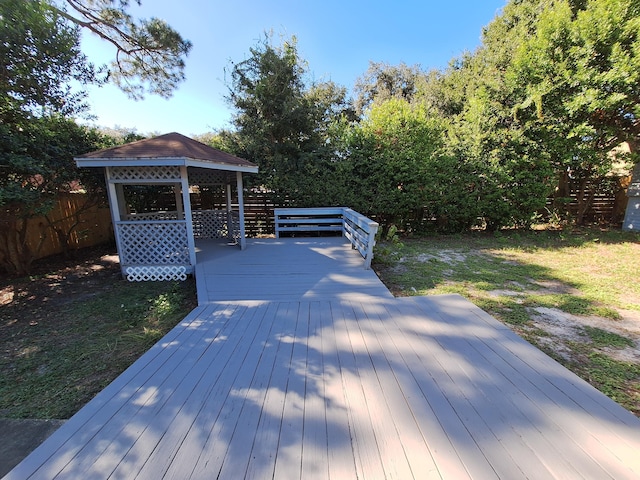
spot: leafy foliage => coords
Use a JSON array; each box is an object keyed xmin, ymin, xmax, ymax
[
  {"xmin": 0, "ymin": 116, "xmax": 113, "ymax": 274},
  {"xmin": 340, "ymin": 99, "xmax": 468, "ymax": 231},
  {"xmin": 51, "ymin": 0, "xmax": 192, "ymax": 99},
  {"xmin": 353, "ymin": 61, "xmax": 424, "ymax": 117},
  {"xmin": 513, "ymin": 0, "xmax": 640, "ymax": 153},
  {"xmin": 502, "ymin": 0, "xmax": 638, "ymax": 223},
  {"xmin": 223, "ymin": 34, "xmax": 352, "ymax": 204},
  {"xmin": 0, "ymin": 0, "xmax": 97, "ymax": 116}
]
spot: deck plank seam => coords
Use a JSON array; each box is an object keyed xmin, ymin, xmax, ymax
[
  {"xmin": 410, "ymin": 297, "xmax": 640, "ymax": 479},
  {"xmin": 131, "ymin": 302, "xmax": 269, "ymax": 479}
]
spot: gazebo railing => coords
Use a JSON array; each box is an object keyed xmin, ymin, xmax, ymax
[
  {"xmin": 117, "ymin": 209, "xmax": 243, "ymax": 281},
  {"xmin": 116, "ymin": 220, "xmax": 191, "ymax": 281},
  {"xmin": 228, "ymin": 211, "xmax": 241, "ymax": 243},
  {"xmin": 125, "ymin": 209, "xmax": 241, "ymax": 241},
  {"xmin": 192, "ymin": 209, "xmax": 239, "ymax": 241},
  {"xmin": 124, "ymin": 211, "xmax": 183, "ymax": 221}
]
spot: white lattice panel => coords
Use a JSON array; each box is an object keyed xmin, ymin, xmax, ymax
[
  {"xmin": 192, "ymin": 210, "xmax": 228, "ymax": 239},
  {"xmin": 124, "ymin": 211, "xmax": 182, "ymax": 221},
  {"xmin": 118, "ymin": 221, "xmax": 190, "ymax": 265},
  {"xmin": 188, "ymin": 168, "xmax": 231, "ymax": 186},
  {"xmin": 109, "ymin": 166, "xmax": 181, "ymax": 181},
  {"xmin": 125, "ymin": 265, "xmax": 187, "ymax": 281},
  {"xmin": 229, "ymin": 212, "xmax": 241, "ymax": 240}
]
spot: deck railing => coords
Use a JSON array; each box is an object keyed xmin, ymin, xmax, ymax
[{"xmin": 274, "ymin": 207, "xmax": 379, "ymax": 268}]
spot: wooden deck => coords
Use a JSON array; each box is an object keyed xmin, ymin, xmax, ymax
[
  {"xmin": 194, "ymin": 238, "xmax": 394, "ymax": 303},
  {"xmin": 7, "ymin": 240, "xmax": 640, "ymax": 479}
]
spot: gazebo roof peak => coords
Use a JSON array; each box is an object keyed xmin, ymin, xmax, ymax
[{"xmin": 75, "ymin": 132, "xmax": 258, "ymax": 173}]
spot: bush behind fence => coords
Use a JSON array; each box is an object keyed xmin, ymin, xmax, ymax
[{"xmin": 15, "ymin": 177, "xmax": 630, "ymax": 267}]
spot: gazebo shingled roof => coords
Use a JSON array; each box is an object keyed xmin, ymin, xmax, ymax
[{"xmin": 76, "ymin": 132, "xmax": 258, "ymax": 172}]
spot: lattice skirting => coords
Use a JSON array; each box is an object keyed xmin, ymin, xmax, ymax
[{"xmin": 125, "ymin": 265, "xmax": 187, "ymax": 282}]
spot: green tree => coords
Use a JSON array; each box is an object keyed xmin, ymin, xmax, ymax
[
  {"xmin": 433, "ymin": 0, "xmax": 559, "ymax": 229},
  {"xmin": 226, "ymin": 35, "xmax": 308, "ymax": 186},
  {"xmin": 224, "ymin": 34, "xmax": 351, "ymax": 203},
  {"xmin": 0, "ymin": 0, "xmax": 98, "ymax": 116},
  {"xmin": 514, "ymin": 0, "xmax": 639, "ymax": 152},
  {"xmin": 353, "ymin": 61, "xmax": 425, "ymax": 118},
  {"xmin": 0, "ymin": 116, "xmax": 113, "ymax": 274},
  {"xmin": 510, "ymin": 0, "xmax": 639, "ymax": 223},
  {"xmin": 0, "ymin": 0, "xmax": 120, "ymax": 274},
  {"xmin": 341, "ymin": 98, "xmax": 478, "ymax": 232},
  {"xmin": 49, "ymin": 0, "xmax": 192, "ymax": 99}
]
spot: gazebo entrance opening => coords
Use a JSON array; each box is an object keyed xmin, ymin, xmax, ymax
[{"xmin": 187, "ymin": 168, "xmax": 243, "ymax": 245}]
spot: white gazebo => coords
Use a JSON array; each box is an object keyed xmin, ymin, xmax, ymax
[{"xmin": 75, "ymin": 132, "xmax": 258, "ymax": 281}]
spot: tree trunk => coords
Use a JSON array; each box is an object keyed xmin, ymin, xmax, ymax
[
  {"xmin": 0, "ymin": 218, "xmax": 35, "ymax": 276},
  {"xmin": 553, "ymin": 170, "xmax": 571, "ymax": 219},
  {"xmin": 575, "ymin": 177, "xmax": 597, "ymax": 226},
  {"xmin": 611, "ymin": 175, "xmax": 632, "ymax": 224}
]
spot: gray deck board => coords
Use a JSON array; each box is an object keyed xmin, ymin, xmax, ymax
[
  {"xmin": 7, "ymin": 239, "xmax": 640, "ymax": 479},
  {"xmin": 195, "ymin": 238, "xmax": 394, "ymax": 303}
]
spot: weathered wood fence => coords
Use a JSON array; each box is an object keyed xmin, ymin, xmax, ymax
[
  {"xmin": 19, "ymin": 193, "xmax": 113, "ymax": 261},
  {"xmin": 20, "ymin": 175, "xmax": 633, "ymax": 266}
]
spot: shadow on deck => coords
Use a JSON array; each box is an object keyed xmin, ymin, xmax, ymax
[
  {"xmin": 6, "ymin": 239, "xmax": 640, "ymax": 479},
  {"xmin": 195, "ymin": 237, "xmax": 393, "ymax": 303}
]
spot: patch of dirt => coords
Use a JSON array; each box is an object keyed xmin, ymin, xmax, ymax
[
  {"xmin": 475, "ymin": 284, "xmax": 639, "ymax": 367},
  {"xmin": 531, "ymin": 279, "xmax": 581, "ymax": 296},
  {"xmin": 0, "ymin": 244, "xmax": 122, "ymax": 337},
  {"xmin": 488, "ymin": 289, "xmax": 524, "ymax": 298},
  {"xmin": 526, "ymin": 306, "xmax": 640, "ymax": 364},
  {"xmin": 414, "ymin": 250, "xmax": 469, "ymax": 265}
]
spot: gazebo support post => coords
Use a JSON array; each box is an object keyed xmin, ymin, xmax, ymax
[
  {"xmin": 105, "ymin": 168, "xmax": 125, "ymax": 278},
  {"xmin": 236, "ymin": 171, "xmax": 247, "ymax": 250},
  {"xmin": 174, "ymin": 183, "xmax": 184, "ymax": 219},
  {"xmin": 180, "ymin": 166, "xmax": 197, "ymax": 269},
  {"xmin": 114, "ymin": 183, "xmax": 127, "ymax": 218},
  {"xmin": 225, "ymin": 181, "xmax": 233, "ymax": 243}
]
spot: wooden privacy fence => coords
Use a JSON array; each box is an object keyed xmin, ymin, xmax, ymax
[
  {"xmin": 274, "ymin": 207, "xmax": 379, "ymax": 268},
  {"xmin": 26, "ymin": 176, "xmax": 632, "ymax": 265},
  {"xmin": 24, "ymin": 193, "xmax": 114, "ymax": 261},
  {"xmin": 191, "ymin": 191, "xmax": 287, "ymax": 237}
]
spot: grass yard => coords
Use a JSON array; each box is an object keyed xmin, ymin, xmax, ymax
[
  {"xmin": 0, "ymin": 246, "xmax": 198, "ymax": 419},
  {"xmin": 373, "ymin": 227, "xmax": 640, "ymax": 416}
]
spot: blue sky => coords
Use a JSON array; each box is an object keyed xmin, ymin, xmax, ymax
[{"xmin": 79, "ymin": 0, "xmax": 507, "ymax": 136}]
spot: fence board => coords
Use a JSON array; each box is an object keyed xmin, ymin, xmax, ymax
[{"xmin": 24, "ymin": 193, "xmax": 114, "ymax": 261}]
